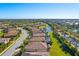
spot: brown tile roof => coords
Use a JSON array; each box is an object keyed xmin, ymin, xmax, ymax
[
  {"xmin": 29, "ymin": 37, "xmax": 45, "ymax": 42},
  {"xmin": 33, "ymin": 33, "xmax": 45, "ymax": 37},
  {"xmin": 31, "ymin": 28, "xmax": 42, "ymax": 33},
  {"xmin": 4, "ymin": 28, "xmax": 18, "ymax": 37},
  {"xmin": 7, "ymin": 28, "xmax": 18, "ymax": 34},
  {"xmin": 22, "ymin": 23, "xmax": 49, "ymax": 56},
  {"xmin": 25, "ymin": 42, "xmax": 47, "ymax": 52},
  {"xmin": 22, "ymin": 52, "xmax": 49, "ymax": 56}
]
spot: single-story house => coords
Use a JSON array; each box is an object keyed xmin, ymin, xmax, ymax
[
  {"xmin": 4, "ymin": 28, "xmax": 19, "ymax": 38},
  {"xmin": 31, "ymin": 28, "xmax": 42, "ymax": 33},
  {"xmin": 33, "ymin": 33, "xmax": 45, "ymax": 37},
  {"xmin": 22, "ymin": 52, "xmax": 49, "ymax": 56},
  {"xmin": 76, "ymin": 43, "xmax": 79, "ymax": 51},
  {"xmin": 24, "ymin": 42, "xmax": 48, "ymax": 52},
  {"xmin": 29, "ymin": 37, "xmax": 45, "ymax": 42},
  {"xmin": 0, "ymin": 38, "xmax": 11, "ymax": 44}
]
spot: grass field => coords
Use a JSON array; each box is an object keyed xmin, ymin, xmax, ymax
[
  {"xmin": 39, "ymin": 24, "xmax": 48, "ymax": 29},
  {"xmin": 0, "ymin": 29, "xmax": 4, "ymax": 37},
  {"xmin": 49, "ymin": 32, "xmax": 70, "ymax": 56}
]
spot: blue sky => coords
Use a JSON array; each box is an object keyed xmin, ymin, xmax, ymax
[{"xmin": 0, "ymin": 3, "xmax": 79, "ymax": 19}]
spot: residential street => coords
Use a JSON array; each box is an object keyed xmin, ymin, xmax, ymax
[{"xmin": 2, "ymin": 28, "xmax": 29, "ymax": 56}]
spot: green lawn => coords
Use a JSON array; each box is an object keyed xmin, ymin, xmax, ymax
[
  {"xmin": 49, "ymin": 32, "xmax": 70, "ymax": 56},
  {"xmin": 0, "ymin": 29, "xmax": 4, "ymax": 37},
  {"xmin": 39, "ymin": 24, "xmax": 48, "ymax": 29}
]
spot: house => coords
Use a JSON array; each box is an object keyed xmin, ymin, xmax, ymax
[
  {"xmin": 21, "ymin": 23, "xmax": 49, "ymax": 56},
  {"xmin": 33, "ymin": 33, "xmax": 45, "ymax": 37},
  {"xmin": 24, "ymin": 42, "xmax": 48, "ymax": 52},
  {"xmin": 0, "ymin": 38, "xmax": 11, "ymax": 44},
  {"xmin": 4, "ymin": 28, "xmax": 19, "ymax": 38},
  {"xmin": 29, "ymin": 37, "xmax": 45, "ymax": 42},
  {"xmin": 76, "ymin": 43, "xmax": 79, "ymax": 51},
  {"xmin": 33, "ymin": 22, "xmax": 46, "ymax": 27},
  {"xmin": 31, "ymin": 28, "xmax": 42, "ymax": 33},
  {"xmin": 22, "ymin": 52, "xmax": 49, "ymax": 56},
  {"xmin": 70, "ymin": 39, "xmax": 77, "ymax": 47},
  {"xmin": 61, "ymin": 33, "xmax": 69, "ymax": 39},
  {"xmin": 0, "ymin": 21, "xmax": 4, "ymax": 27}
]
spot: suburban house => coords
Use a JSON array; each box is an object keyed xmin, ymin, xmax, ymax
[
  {"xmin": 4, "ymin": 28, "xmax": 19, "ymax": 38},
  {"xmin": 76, "ymin": 43, "xmax": 79, "ymax": 51},
  {"xmin": 22, "ymin": 42, "xmax": 48, "ymax": 56},
  {"xmin": 0, "ymin": 38, "xmax": 11, "ymax": 44},
  {"xmin": 24, "ymin": 42, "xmax": 48, "ymax": 52},
  {"xmin": 31, "ymin": 28, "xmax": 42, "ymax": 33},
  {"xmin": 22, "ymin": 51, "xmax": 49, "ymax": 56},
  {"xmin": 32, "ymin": 22, "xmax": 46, "ymax": 27},
  {"xmin": 21, "ymin": 22, "xmax": 49, "ymax": 56},
  {"xmin": 29, "ymin": 37, "xmax": 45, "ymax": 42},
  {"xmin": 0, "ymin": 21, "xmax": 5, "ymax": 27},
  {"xmin": 33, "ymin": 32, "xmax": 45, "ymax": 37}
]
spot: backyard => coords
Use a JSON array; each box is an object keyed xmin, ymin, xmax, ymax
[{"xmin": 49, "ymin": 32, "xmax": 70, "ymax": 56}]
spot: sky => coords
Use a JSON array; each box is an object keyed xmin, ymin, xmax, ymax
[{"xmin": 0, "ymin": 3, "xmax": 79, "ymax": 19}]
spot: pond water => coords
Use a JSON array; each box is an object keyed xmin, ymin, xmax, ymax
[
  {"xmin": 45, "ymin": 26, "xmax": 52, "ymax": 32},
  {"xmin": 41, "ymin": 25, "xmax": 52, "ymax": 33}
]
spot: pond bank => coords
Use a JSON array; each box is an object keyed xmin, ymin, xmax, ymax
[{"xmin": 41, "ymin": 23, "xmax": 71, "ymax": 56}]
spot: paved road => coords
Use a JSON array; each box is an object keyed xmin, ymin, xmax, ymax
[{"xmin": 2, "ymin": 28, "xmax": 29, "ymax": 56}]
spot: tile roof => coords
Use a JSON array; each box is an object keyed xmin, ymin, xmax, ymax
[
  {"xmin": 4, "ymin": 28, "xmax": 18, "ymax": 37},
  {"xmin": 33, "ymin": 33, "xmax": 45, "ymax": 37},
  {"xmin": 25, "ymin": 42, "xmax": 47, "ymax": 52},
  {"xmin": 22, "ymin": 52, "xmax": 49, "ymax": 56},
  {"xmin": 0, "ymin": 38, "xmax": 11, "ymax": 43},
  {"xmin": 29, "ymin": 37, "xmax": 45, "ymax": 42}
]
